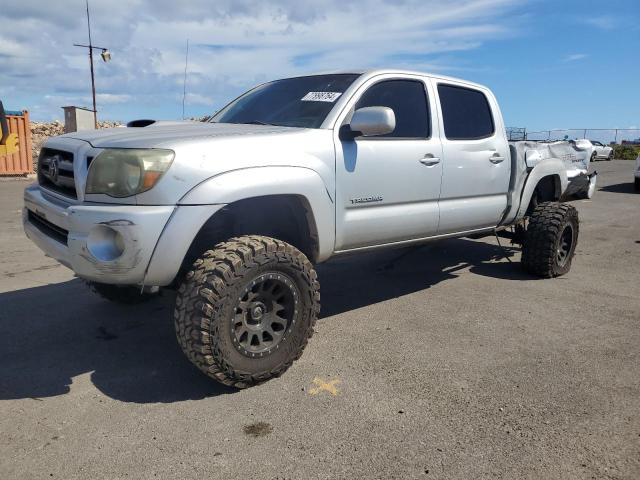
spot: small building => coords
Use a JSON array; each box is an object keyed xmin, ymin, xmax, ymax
[{"xmin": 62, "ymin": 106, "xmax": 95, "ymax": 133}]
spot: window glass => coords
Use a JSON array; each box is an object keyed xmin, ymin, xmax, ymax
[
  {"xmin": 355, "ymin": 80, "xmax": 430, "ymax": 138},
  {"xmin": 212, "ymin": 74, "xmax": 359, "ymax": 128},
  {"xmin": 438, "ymin": 84, "xmax": 495, "ymax": 140}
]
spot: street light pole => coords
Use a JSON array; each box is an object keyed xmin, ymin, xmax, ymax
[
  {"xmin": 86, "ymin": 0, "xmax": 97, "ymax": 129},
  {"xmin": 73, "ymin": 0, "xmax": 111, "ymax": 129}
]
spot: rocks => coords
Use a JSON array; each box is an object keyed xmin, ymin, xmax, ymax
[{"xmin": 30, "ymin": 120, "xmax": 122, "ymax": 168}]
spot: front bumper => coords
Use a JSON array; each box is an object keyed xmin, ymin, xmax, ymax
[{"xmin": 23, "ymin": 184, "xmax": 174, "ymax": 285}]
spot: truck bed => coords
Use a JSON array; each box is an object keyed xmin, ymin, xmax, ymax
[{"xmin": 509, "ymin": 140, "xmax": 595, "ymax": 199}]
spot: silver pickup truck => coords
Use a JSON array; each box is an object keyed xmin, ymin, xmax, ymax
[{"xmin": 24, "ymin": 70, "xmax": 581, "ymax": 387}]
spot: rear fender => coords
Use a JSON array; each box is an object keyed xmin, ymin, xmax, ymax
[{"xmin": 514, "ymin": 158, "xmax": 568, "ymax": 221}]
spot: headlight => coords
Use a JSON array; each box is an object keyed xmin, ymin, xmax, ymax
[{"xmin": 85, "ymin": 149, "xmax": 174, "ymax": 198}]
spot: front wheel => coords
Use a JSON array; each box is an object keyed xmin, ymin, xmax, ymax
[
  {"xmin": 521, "ymin": 202, "xmax": 579, "ymax": 278},
  {"xmin": 173, "ymin": 235, "xmax": 320, "ymax": 388}
]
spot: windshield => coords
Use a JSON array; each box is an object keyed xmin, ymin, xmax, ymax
[{"xmin": 211, "ymin": 74, "xmax": 360, "ymax": 129}]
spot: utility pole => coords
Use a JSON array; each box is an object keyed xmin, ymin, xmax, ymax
[{"xmin": 73, "ymin": 0, "xmax": 111, "ymax": 129}]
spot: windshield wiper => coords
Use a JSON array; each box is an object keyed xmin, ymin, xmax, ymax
[{"xmin": 244, "ymin": 120, "xmax": 275, "ymax": 126}]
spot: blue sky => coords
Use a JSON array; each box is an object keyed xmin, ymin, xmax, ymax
[{"xmin": 1, "ymin": 0, "xmax": 638, "ymax": 134}]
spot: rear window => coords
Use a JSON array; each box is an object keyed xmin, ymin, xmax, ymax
[{"xmin": 438, "ymin": 84, "xmax": 494, "ymax": 140}]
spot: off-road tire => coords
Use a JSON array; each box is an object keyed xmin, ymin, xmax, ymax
[
  {"xmin": 521, "ymin": 202, "xmax": 579, "ymax": 278},
  {"xmin": 87, "ymin": 282, "xmax": 156, "ymax": 304},
  {"xmin": 174, "ymin": 235, "xmax": 320, "ymax": 388}
]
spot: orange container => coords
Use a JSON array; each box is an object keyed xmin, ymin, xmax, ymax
[{"xmin": 0, "ymin": 111, "xmax": 33, "ymax": 176}]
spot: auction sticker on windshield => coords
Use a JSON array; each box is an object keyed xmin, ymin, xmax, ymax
[{"xmin": 301, "ymin": 92, "xmax": 342, "ymax": 102}]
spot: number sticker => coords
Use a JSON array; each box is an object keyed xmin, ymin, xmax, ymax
[{"xmin": 301, "ymin": 92, "xmax": 342, "ymax": 102}]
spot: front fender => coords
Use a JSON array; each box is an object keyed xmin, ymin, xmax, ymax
[
  {"xmin": 180, "ymin": 166, "xmax": 335, "ymax": 259},
  {"xmin": 514, "ymin": 158, "xmax": 568, "ymax": 221}
]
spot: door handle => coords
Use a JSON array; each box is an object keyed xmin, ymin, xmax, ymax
[
  {"xmin": 489, "ymin": 153, "xmax": 505, "ymax": 164},
  {"xmin": 419, "ymin": 154, "xmax": 441, "ymax": 166}
]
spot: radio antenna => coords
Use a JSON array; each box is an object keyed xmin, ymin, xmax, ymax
[{"xmin": 182, "ymin": 39, "xmax": 189, "ymax": 119}]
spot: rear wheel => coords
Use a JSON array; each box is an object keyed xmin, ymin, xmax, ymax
[
  {"xmin": 174, "ymin": 235, "xmax": 320, "ymax": 388},
  {"xmin": 521, "ymin": 202, "xmax": 579, "ymax": 278},
  {"xmin": 635, "ymin": 178, "xmax": 640, "ymax": 191},
  {"xmin": 607, "ymin": 151, "xmax": 614, "ymax": 161},
  {"xmin": 590, "ymin": 151, "xmax": 597, "ymax": 163}
]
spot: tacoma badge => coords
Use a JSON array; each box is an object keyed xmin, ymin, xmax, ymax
[{"xmin": 350, "ymin": 195, "xmax": 383, "ymax": 205}]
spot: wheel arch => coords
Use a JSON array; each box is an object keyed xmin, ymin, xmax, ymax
[
  {"xmin": 144, "ymin": 167, "xmax": 334, "ymax": 287},
  {"xmin": 515, "ymin": 158, "xmax": 568, "ymax": 220},
  {"xmin": 178, "ymin": 193, "xmax": 321, "ymax": 279}
]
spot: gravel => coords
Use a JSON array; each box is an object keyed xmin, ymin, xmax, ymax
[{"xmin": 30, "ymin": 120, "xmax": 122, "ymax": 168}]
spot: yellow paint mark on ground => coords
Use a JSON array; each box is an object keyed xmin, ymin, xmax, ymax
[{"xmin": 309, "ymin": 377, "xmax": 340, "ymax": 396}]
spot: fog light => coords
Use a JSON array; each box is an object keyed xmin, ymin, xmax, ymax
[{"xmin": 87, "ymin": 225, "xmax": 125, "ymax": 261}]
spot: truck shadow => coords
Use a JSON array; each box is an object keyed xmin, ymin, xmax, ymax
[
  {"xmin": 318, "ymin": 238, "xmax": 530, "ymax": 318},
  {"xmin": 599, "ymin": 182, "xmax": 638, "ymax": 194},
  {"xmin": 0, "ymin": 238, "xmax": 528, "ymax": 404}
]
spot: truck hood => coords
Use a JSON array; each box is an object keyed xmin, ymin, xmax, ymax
[{"xmin": 61, "ymin": 122, "xmax": 307, "ymax": 149}]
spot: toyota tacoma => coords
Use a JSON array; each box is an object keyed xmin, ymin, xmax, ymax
[{"xmin": 24, "ymin": 70, "xmax": 581, "ymax": 387}]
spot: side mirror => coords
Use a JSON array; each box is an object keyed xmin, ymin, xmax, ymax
[{"xmin": 346, "ymin": 106, "xmax": 396, "ymax": 138}]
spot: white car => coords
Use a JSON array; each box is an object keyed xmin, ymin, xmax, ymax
[
  {"xmin": 635, "ymin": 155, "xmax": 640, "ymax": 191},
  {"xmin": 590, "ymin": 140, "xmax": 614, "ymax": 161}
]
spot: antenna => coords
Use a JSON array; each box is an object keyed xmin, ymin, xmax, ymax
[{"xmin": 182, "ymin": 39, "xmax": 189, "ymax": 119}]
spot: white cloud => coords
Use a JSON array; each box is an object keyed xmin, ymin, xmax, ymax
[
  {"xmin": 564, "ymin": 53, "xmax": 588, "ymax": 62},
  {"xmin": 0, "ymin": 0, "xmax": 525, "ymax": 120},
  {"xmin": 580, "ymin": 16, "xmax": 616, "ymax": 30},
  {"xmin": 96, "ymin": 94, "xmax": 132, "ymax": 104},
  {"xmin": 183, "ymin": 93, "xmax": 215, "ymax": 106}
]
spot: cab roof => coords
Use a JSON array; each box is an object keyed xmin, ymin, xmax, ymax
[{"xmin": 308, "ymin": 68, "xmax": 488, "ymax": 90}]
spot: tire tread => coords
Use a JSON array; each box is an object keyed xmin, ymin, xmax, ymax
[
  {"xmin": 521, "ymin": 202, "xmax": 579, "ymax": 278},
  {"xmin": 173, "ymin": 235, "xmax": 320, "ymax": 388}
]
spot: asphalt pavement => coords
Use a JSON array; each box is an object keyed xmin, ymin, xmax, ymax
[{"xmin": 1, "ymin": 161, "xmax": 638, "ymax": 479}]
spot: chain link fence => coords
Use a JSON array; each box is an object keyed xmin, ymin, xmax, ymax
[
  {"xmin": 506, "ymin": 128, "xmax": 640, "ymax": 159},
  {"xmin": 505, "ymin": 128, "xmax": 640, "ymax": 144}
]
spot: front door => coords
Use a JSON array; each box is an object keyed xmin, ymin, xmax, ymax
[{"xmin": 334, "ymin": 77, "xmax": 443, "ymax": 251}]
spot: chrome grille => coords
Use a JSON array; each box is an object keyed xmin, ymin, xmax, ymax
[{"xmin": 38, "ymin": 148, "xmax": 76, "ymax": 198}]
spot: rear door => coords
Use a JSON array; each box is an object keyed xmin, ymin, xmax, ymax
[{"xmin": 433, "ymin": 81, "xmax": 511, "ymax": 233}]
